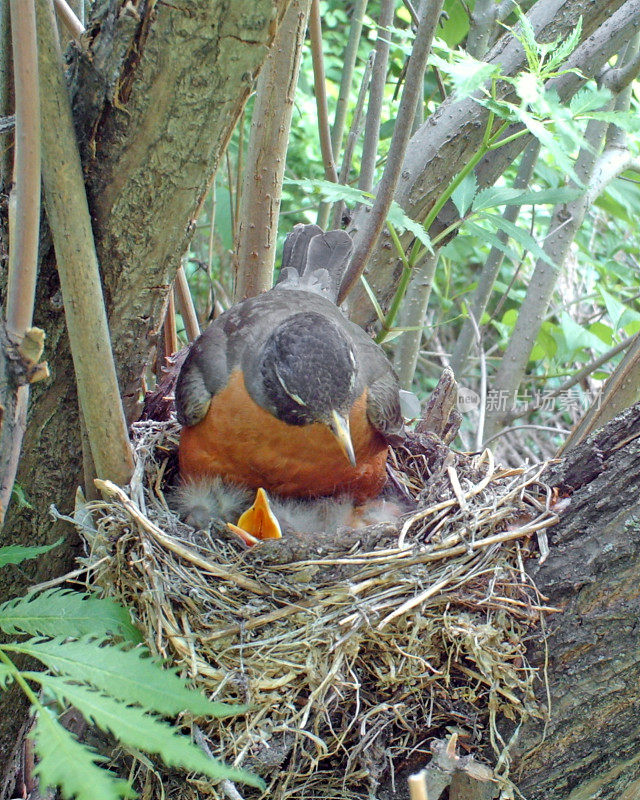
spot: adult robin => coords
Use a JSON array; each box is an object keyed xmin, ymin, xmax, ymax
[{"xmin": 174, "ymin": 224, "xmax": 405, "ymax": 522}]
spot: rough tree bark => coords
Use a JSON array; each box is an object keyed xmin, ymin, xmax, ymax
[
  {"xmin": 508, "ymin": 402, "xmax": 640, "ymax": 799},
  {"xmin": 0, "ymin": 0, "xmax": 291, "ymax": 762}
]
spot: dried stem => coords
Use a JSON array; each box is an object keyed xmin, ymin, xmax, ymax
[
  {"xmin": 36, "ymin": 0, "xmax": 134, "ymax": 485},
  {"xmin": 331, "ymin": 52, "xmax": 374, "ymax": 229}
]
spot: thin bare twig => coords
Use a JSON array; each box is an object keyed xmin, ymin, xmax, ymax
[
  {"xmin": 331, "ymin": 52, "xmax": 374, "ymax": 229},
  {"xmin": 358, "ymin": 0, "xmax": 395, "ymax": 194},
  {"xmin": 310, "ymin": 0, "xmax": 338, "ymax": 230},
  {"xmin": 339, "ymin": 0, "xmax": 445, "ymax": 303},
  {"xmin": 318, "ymin": 0, "xmax": 368, "ymax": 228}
]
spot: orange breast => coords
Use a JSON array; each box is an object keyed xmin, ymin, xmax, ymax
[{"xmin": 178, "ymin": 369, "xmax": 389, "ymax": 502}]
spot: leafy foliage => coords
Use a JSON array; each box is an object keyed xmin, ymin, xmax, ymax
[{"xmin": 0, "ymin": 544, "xmax": 263, "ymax": 799}]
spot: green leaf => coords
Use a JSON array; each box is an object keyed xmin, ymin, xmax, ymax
[
  {"xmin": 569, "ymin": 85, "xmax": 614, "ymax": 115},
  {"xmin": 32, "ymin": 707, "xmax": 133, "ymax": 800},
  {"xmin": 386, "ymin": 203, "xmax": 432, "ymax": 248},
  {"xmin": 534, "ymin": 323, "xmax": 558, "ymax": 360},
  {"xmin": 599, "ymin": 286, "xmax": 627, "ymax": 330},
  {"xmin": 472, "ymin": 185, "xmax": 581, "ymax": 211},
  {"xmin": 585, "ymin": 111, "xmax": 640, "ymax": 133},
  {"xmin": 283, "ymin": 178, "xmax": 432, "ymax": 248},
  {"xmin": 508, "ymin": 107, "xmax": 581, "ymax": 184},
  {"xmin": 477, "ymin": 212, "xmax": 557, "ymax": 268},
  {"xmin": 7, "ymin": 637, "xmax": 243, "ymax": 719},
  {"xmin": 428, "ymin": 47, "xmax": 500, "ymax": 98},
  {"xmin": 0, "ymin": 589, "xmax": 141, "ymax": 643},
  {"xmin": 0, "ymin": 538, "xmax": 63, "ymax": 568},
  {"xmin": 33, "ymin": 675, "xmax": 264, "ymax": 790},
  {"xmin": 463, "ymin": 221, "xmax": 518, "ymax": 263},
  {"xmin": 451, "ymin": 172, "xmax": 478, "ymax": 216},
  {"xmin": 544, "ymin": 17, "xmax": 582, "ymax": 72}
]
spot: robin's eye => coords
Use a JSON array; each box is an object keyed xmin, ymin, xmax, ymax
[{"xmin": 274, "ymin": 363, "xmax": 307, "ymax": 407}]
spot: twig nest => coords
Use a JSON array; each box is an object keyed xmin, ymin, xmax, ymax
[{"xmin": 79, "ymin": 419, "xmax": 557, "ymax": 799}]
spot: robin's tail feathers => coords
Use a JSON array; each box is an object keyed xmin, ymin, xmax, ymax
[{"xmin": 277, "ymin": 224, "xmax": 353, "ymax": 303}]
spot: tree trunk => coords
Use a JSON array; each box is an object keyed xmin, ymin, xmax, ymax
[{"xmin": 507, "ymin": 402, "xmax": 640, "ymax": 799}]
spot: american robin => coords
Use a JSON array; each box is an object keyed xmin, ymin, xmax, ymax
[{"xmin": 175, "ymin": 224, "xmax": 404, "ymax": 505}]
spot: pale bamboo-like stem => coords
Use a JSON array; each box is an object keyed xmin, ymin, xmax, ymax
[
  {"xmin": 36, "ymin": 0, "xmax": 134, "ymax": 485},
  {"xmin": 6, "ymin": 0, "xmax": 40, "ymax": 342},
  {"xmin": 174, "ymin": 265, "xmax": 200, "ymax": 342},
  {"xmin": 52, "ymin": 0, "xmax": 84, "ymax": 40}
]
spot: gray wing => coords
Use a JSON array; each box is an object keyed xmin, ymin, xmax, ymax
[
  {"xmin": 346, "ymin": 321, "xmax": 405, "ymax": 444},
  {"xmin": 174, "ymin": 322, "xmax": 229, "ymax": 426}
]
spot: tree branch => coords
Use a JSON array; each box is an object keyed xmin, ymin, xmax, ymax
[
  {"xmin": 339, "ymin": 0, "xmax": 446, "ymax": 303},
  {"xmin": 235, "ymin": 0, "xmax": 310, "ymax": 299},
  {"xmin": 358, "ymin": 0, "xmax": 395, "ymax": 194},
  {"xmin": 35, "ymin": 0, "xmax": 134, "ymax": 485}
]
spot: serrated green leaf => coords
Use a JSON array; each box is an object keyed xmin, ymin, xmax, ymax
[
  {"xmin": 509, "ymin": 107, "xmax": 581, "ymax": 184},
  {"xmin": 284, "ymin": 178, "xmax": 373, "ymax": 205},
  {"xmin": 463, "ymin": 222, "xmax": 519, "ymax": 263},
  {"xmin": 0, "ymin": 589, "xmax": 141, "ymax": 643},
  {"xmin": 32, "ymin": 707, "xmax": 133, "ymax": 800},
  {"xmin": 585, "ymin": 111, "xmax": 640, "ymax": 133},
  {"xmin": 387, "ymin": 203, "xmax": 432, "ymax": 248},
  {"xmin": 451, "ymin": 172, "xmax": 477, "ymax": 216},
  {"xmin": 545, "ymin": 17, "xmax": 582, "ymax": 72},
  {"xmin": 428, "ymin": 49, "xmax": 500, "ymax": 98},
  {"xmin": 0, "ymin": 538, "xmax": 63, "ymax": 568},
  {"xmin": 477, "ymin": 212, "xmax": 557, "ymax": 268},
  {"xmin": 33, "ymin": 675, "xmax": 263, "ymax": 790},
  {"xmin": 570, "ymin": 85, "xmax": 614, "ymax": 115},
  {"xmin": 7, "ymin": 637, "xmax": 243, "ymax": 719},
  {"xmin": 472, "ymin": 185, "xmax": 581, "ymax": 211}
]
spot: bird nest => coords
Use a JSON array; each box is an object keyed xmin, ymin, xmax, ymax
[{"xmin": 76, "ymin": 418, "xmax": 558, "ymax": 800}]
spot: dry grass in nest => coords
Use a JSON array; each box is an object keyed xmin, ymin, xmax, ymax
[{"xmin": 75, "ymin": 419, "xmax": 558, "ymax": 799}]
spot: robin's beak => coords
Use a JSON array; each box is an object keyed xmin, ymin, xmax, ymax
[
  {"xmin": 227, "ymin": 487, "xmax": 282, "ymax": 546},
  {"xmin": 328, "ymin": 410, "xmax": 357, "ymax": 467}
]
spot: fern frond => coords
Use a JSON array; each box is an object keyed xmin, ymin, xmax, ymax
[
  {"xmin": 0, "ymin": 539, "xmax": 62, "ymax": 567},
  {"xmin": 0, "ymin": 589, "xmax": 141, "ymax": 642},
  {"xmin": 8, "ymin": 637, "xmax": 244, "ymax": 718},
  {"xmin": 34, "ymin": 674, "xmax": 263, "ymax": 789},
  {"xmin": 32, "ymin": 706, "xmax": 135, "ymax": 800}
]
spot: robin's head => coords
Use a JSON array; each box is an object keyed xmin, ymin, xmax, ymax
[{"xmin": 257, "ymin": 312, "xmax": 359, "ymax": 465}]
